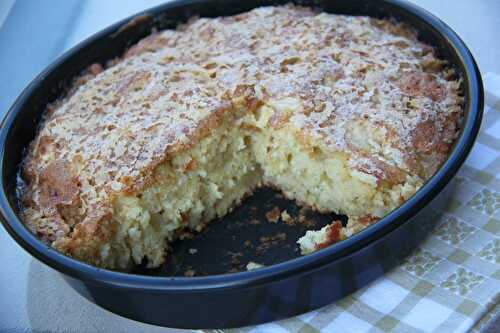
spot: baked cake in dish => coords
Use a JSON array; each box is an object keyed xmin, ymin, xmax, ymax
[{"xmin": 19, "ymin": 5, "xmax": 462, "ymax": 270}]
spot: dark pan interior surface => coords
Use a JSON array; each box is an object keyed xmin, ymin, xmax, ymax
[{"xmin": 134, "ymin": 187, "xmax": 346, "ymax": 276}]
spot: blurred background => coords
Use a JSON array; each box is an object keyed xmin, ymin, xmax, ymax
[{"xmin": 0, "ymin": 1, "xmax": 499, "ymax": 332}]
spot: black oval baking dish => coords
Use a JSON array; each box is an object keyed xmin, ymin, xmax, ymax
[{"xmin": 0, "ymin": 0, "xmax": 482, "ymax": 329}]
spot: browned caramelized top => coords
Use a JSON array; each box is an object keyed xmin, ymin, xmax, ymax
[{"xmin": 20, "ymin": 5, "xmax": 462, "ymax": 247}]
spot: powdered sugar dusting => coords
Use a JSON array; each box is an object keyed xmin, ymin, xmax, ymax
[{"xmin": 20, "ymin": 5, "xmax": 462, "ymax": 247}]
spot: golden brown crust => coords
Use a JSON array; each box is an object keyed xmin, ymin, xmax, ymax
[
  {"xmin": 315, "ymin": 220, "xmax": 343, "ymax": 251},
  {"xmin": 20, "ymin": 5, "xmax": 462, "ymax": 259}
]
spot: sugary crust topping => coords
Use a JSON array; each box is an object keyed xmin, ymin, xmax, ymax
[
  {"xmin": 170, "ymin": 5, "xmax": 462, "ymax": 177},
  {"xmin": 20, "ymin": 5, "xmax": 462, "ymax": 250},
  {"xmin": 314, "ymin": 220, "xmax": 343, "ymax": 251}
]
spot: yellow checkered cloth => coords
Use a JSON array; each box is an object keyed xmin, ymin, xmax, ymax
[{"xmin": 203, "ymin": 73, "xmax": 500, "ymax": 333}]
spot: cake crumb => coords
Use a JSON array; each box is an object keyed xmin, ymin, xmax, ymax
[
  {"xmin": 281, "ymin": 210, "xmax": 296, "ymax": 225},
  {"xmin": 228, "ymin": 251, "xmax": 243, "ymax": 265},
  {"xmin": 298, "ymin": 220, "xmax": 346, "ymax": 255},
  {"xmin": 281, "ymin": 210, "xmax": 291, "ymax": 221},
  {"xmin": 302, "ymin": 219, "xmax": 317, "ymax": 228},
  {"xmin": 296, "ymin": 209, "xmax": 316, "ymax": 227},
  {"xmin": 246, "ymin": 261, "xmax": 265, "ymax": 271},
  {"xmin": 257, "ymin": 232, "xmax": 287, "ymax": 252},
  {"xmin": 184, "ymin": 269, "xmax": 196, "ymax": 277},
  {"xmin": 178, "ymin": 231, "xmax": 195, "ymax": 240},
  {"xmin": 227, "ymin": 251, "xmax": 245, "ymax": 271},
  {"xmin": 265, "ymin": 207, "xmax": 281, "ymax": 223}
]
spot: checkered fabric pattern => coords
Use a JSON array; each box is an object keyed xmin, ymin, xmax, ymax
[{"xmin": 201, "ymin": 73, "xmax": 500, "ymax": 333}]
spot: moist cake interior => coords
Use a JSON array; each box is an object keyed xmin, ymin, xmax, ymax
[
  {"xmin": 107, "ymin": 105, "xmax": 415, "ymax": 269},
  {"xmin": 19, "ymin": 5, "xmax": 462, "ymax": 271}
]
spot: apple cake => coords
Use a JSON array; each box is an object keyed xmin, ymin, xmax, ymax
[{"xmin": 19, "ymin": 5, "xmax": 462, "ymax": 270}]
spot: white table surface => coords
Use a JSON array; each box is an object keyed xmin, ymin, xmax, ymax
[{"xmin": 0, "ymin": 1, "xmax": 499, "ymax": 332}]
